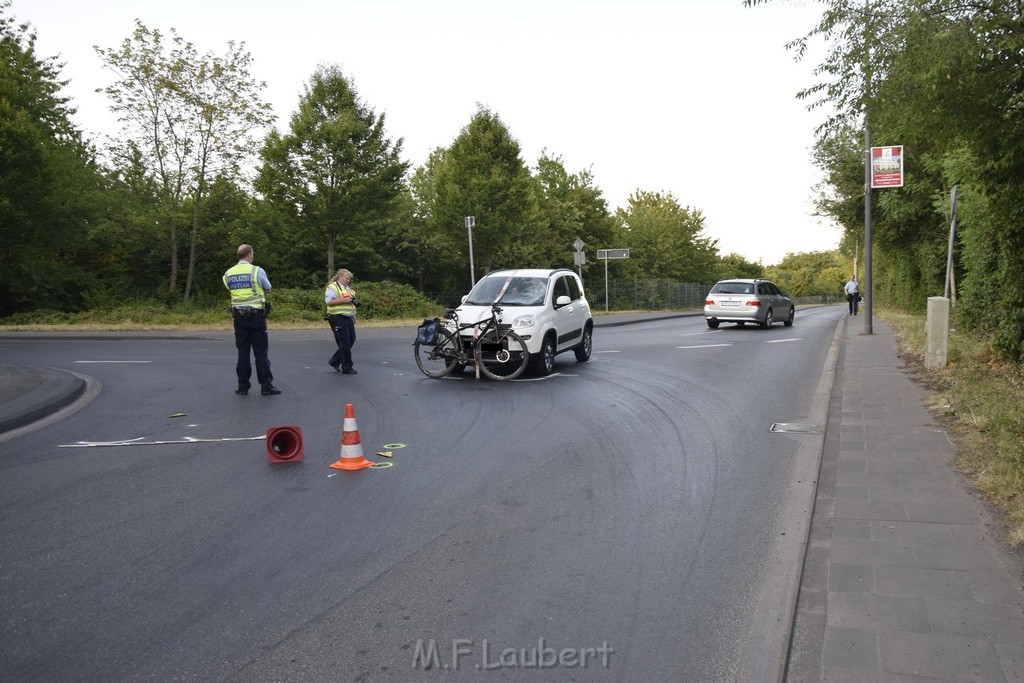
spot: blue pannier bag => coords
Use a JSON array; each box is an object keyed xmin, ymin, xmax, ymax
[{"xmin": 416, "ymin": 318, "xmax": 440, "ymax": 345}]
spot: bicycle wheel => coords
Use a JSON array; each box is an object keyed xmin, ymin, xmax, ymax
[
  {"xmin": 414, "ymin": 328, "xmax": 460, "ymax": 378},
  {"xmin": 475, "ymin": 329, "xmax": 530, "ymax": 381}
]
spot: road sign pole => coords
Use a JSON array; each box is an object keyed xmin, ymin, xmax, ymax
[
  {"xmin": 604, "ymin": 257, "xmax": 609, "ymax": 312},
  {"xmin": 573, "ymin": 237, "xmax": 586, "ymax": 286},
  {"xmin": 596, "ymin": 248, "xmax": 629, "ymax": 312}
]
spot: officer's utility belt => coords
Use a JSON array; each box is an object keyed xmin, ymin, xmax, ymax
[{"xmin": 233, "ymin": 307, "xmax": 263, "ymax": 317}]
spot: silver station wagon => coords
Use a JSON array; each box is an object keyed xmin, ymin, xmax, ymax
[{"xmin": 704, "ymin": 278, "xmax": 795, "ymax": 329}]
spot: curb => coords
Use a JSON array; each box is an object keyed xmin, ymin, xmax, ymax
[{"xmin": 0, "ymin": 365, "xmax": 86, "ymax": 434}]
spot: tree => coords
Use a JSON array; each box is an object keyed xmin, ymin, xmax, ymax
[
  {"xmin": 256, "ymin": 65, "xmax": 408, "ymax": 279},
  {"xmin": 614, "ymin": 190, "xmax": 719, "ymax": 283},
  {"xmin": 765, "ymin": 250, "xmax": 847, "ymax": 297},
  {"xmin": 533, "ymin": 151, "xmax": 617, "ymax": 283},
  {"xmin": 750, "ymin": 0, "xmax": 1024, "ymax": 359},
  {"xmin": 717, "ymin": 253, "xmax": 764, "ymax": 280},
  {"xmin": 402, "ymin": 147, "xmax": 460, "ymax": 290},
  {"xmin": 96, "ymin": 22, "xmax": 273, "ymax": 300},
  {"xmin": 430, "ymin": 106, "xmax": 542, "ymax": 287},
  {"xmin": 0, "ymin": 1, "xmax": 103, "ymax": 314}
]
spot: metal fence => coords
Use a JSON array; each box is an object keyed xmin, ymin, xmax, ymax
[
  {"xmin": 423, "ymin": 283, "xmax": 849, "ymax": 312},
  {"xmin": 424, "ymin": 280, "xmax": 713, "ymax": 311}
]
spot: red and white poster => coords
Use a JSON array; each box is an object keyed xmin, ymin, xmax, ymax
[{"xmin": 871, "ymin": 146, "xmax": 904, "ymax": 188}]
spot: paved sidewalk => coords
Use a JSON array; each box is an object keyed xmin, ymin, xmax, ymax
[{"xmin": 787, "ymin": 316, "xmax": 1024, "ymax": 681}]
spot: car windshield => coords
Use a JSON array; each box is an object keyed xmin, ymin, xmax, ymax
[
  {"xmin": 465, "ymin": 276, "xmax": 549, "ymax": 306},
  {"xmin": 711, "ymin": 282, "xmax": 754, "ymax": 295}
]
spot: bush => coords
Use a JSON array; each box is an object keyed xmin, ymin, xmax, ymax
[{"xmin": 0, "ymin": 280, "xmax": 445, "ymax": 327}]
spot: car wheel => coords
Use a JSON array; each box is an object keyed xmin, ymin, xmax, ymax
[
  {"xmin": 783, "ymin": 307, "xmax": 794, "ymax": 327},
  {"xmin": 761, "ymin": 309, "xmax": 773, "ymax": 329},
  {"xmin": 529, "ymin": 334, "xmax": 556, "ymax": 376},
  {"xmin": 706, "ymin": 318, "xmax": 719, "ymax": 329},
  {"xmin": 573, "ymin": 324, "xmax": 592, "ymax": 362}
]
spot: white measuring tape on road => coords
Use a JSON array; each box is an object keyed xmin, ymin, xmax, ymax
[{"xmin": 58, "ymin": 435, "xmax": 267, "ymax": 448}]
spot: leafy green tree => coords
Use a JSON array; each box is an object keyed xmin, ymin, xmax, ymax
[
  {"xmin": 430, "ymin": 106, "xmax": 542, "ymax": 287},
  {"xmin": 533, "ymin": 151, "xmax": 617, "ymax": 283},
  {"xmin": 614, "ymin": 190, "xmax": 719, "ymax": 283},
  {"xmin": 717, "ymin": 253, "xmax": 764, "ymax": 280},
  {"xmin": 96, "ymin": 22, "xmax": 273, "ymax": 300},
  {"xmin": 84, "ymin": 143, "xmax": 167, "ymax": 303},
  {"xmin": 751, "ymin": 0, "xmax": 1024, "ymax": 359},
  {"xmin": 0, "ymin": 2, "xmax": 104, "ymax": 313},
  {"xmin": 256, "ymin": 65, "xmax": 408, "ymax": 279},
  {"xmin": 402, "ymin": 148, "xmax": 459, "ymax": 291},
  {"xmin": 765, "ymin": 250, "xmax": 848, "ymax": 297}
]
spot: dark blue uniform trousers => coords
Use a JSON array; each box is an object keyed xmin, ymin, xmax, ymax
[
  {"xmin": 328, "ymin": 314, "xmax": 356, "ymax": 371},
  {"xmin": 233, "ymin": 310, "xmax": 273, "ymax": 390}
]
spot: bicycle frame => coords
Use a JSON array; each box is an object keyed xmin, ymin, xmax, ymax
[
  {"xmin": 448, "ymin": 305, "xmax": 507, "ymax": 358},
  {"xmin": 414, "ymin": 304, "xmax": 529, "ymax": 380}
]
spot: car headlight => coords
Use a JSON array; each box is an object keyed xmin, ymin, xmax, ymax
[{"xmin": 512, "ymin": 315, "xmax": 535, "ymax": 329}]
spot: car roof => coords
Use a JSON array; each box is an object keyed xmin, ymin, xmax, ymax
[
  {"xmin": 481, "ymin": 268, "xmax": 575, "ymax": 278},
  {"xmin": 716, "ymin": 278, "xmax": 772, "ymax": 284}
]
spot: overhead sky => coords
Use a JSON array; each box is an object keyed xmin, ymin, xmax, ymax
[{"xmin": 16, "ymin": 0, "xmax": 841, "ymax": 266}]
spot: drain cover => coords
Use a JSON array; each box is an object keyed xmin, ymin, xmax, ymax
[{"xmin": 769, "ymin": 422, "xmax": 821, "ymax": 433}]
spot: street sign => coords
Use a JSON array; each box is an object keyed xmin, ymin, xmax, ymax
[
  {"xmin": 597, "ymin": 248, "xmax": 629, "ymax": 259},
  {"xmin": 573, "ymin": 237, "xmax": 585, "ymax": 252},
  {"xmin": 573, "ymin": 251, "xmax": 586, "ymax": 266}
]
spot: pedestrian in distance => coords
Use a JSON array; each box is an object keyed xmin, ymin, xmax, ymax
[
  {"xmin": 844, "ymin": 274, "xmax": 861, "ymax": 316},
  {"xmin": 325, "ymin": 268, "xmax": 359, "ymax": 374},
  {"xmin": 223, "ymin": 244, "xmax": 281, "ymax": 396}
]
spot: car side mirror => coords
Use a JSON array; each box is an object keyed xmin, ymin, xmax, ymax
[
  {"xmin": 461, "ymin": 295, "xmax": 468, "ymax": 304},
  {"xmin": 554, "ymin": 295, "xmax": 571, "ymax": 307}
]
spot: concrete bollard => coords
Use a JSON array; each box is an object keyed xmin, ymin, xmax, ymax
[{"xmin": 925, "ymin": 296, "xmax": 949, "ymax": 370}]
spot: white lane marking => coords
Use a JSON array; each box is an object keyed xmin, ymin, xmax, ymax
[
  {"xmin": 73, "ymin": 360, "xmax": 152, "ymax": 364},
  {"xmin": 765, "ymin": 338, "xmax": 801, "ymax": 343},
  {"xmin": 594, "ymin": 350, "xmax": 620, "ymax": 353},
  {"xmin": 678, "ymin": 343, "xmax": 733, "ymax": 349}
]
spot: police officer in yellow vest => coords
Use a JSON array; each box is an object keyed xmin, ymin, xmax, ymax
[
  {"xmin": 325, "ymin": 268, "xmax": 358, "ymax": 374},
  {"xmin": 223, "ymin": 244, "xmax": 281, "ymax": 395}
]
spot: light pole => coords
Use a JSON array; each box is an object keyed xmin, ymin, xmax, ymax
[
  {"xmin": 863, "ymin": 0, "xmax": 873, "ymax": 334},
  {"xmin": 465, "ymin": 216, "xmax": 476, "ymax": 287}
]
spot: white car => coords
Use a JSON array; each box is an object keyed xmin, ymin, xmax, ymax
[{"xmin": 454, "ymin": 268, "xmax": 593, "ymax": 375}]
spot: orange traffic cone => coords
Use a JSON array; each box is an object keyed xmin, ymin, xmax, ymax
[
  {"xmin": 328, "ymin": 403, "xmax": 374, "ymax": 470},
  {"xmin": 266, "ymin": 425, "xmax": 304, "ymax": 462}
]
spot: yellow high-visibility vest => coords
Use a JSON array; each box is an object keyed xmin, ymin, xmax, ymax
[
  {"xmin": 223, "ymin": 263, "xmax": 265, "ymax": 308},
  {"xmin": 326, "ymin": 282, "xmax": 356, "ymax": 315}
]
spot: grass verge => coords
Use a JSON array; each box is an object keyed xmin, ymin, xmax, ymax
[{"xmin": 879, "ymin": 307, "xmax": 1024, "ymax": 547}]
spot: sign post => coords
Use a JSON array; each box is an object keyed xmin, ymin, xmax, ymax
[
  {"xmin": 572, "ymin": 237, "xmax": 586, "ymax": 284},
  {"xmin": 597, "ymin": 248, "xmax": 630, "ymax": 312}
]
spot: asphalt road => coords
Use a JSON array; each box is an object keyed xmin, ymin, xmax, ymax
[{"xmin": 0, "ymin": 307, "xmax": 843, "ymax": 681}]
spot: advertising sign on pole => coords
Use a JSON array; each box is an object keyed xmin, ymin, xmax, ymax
[{"xmin": 870, "ymin": 146, "xmax": 904, "ymax": 188}]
